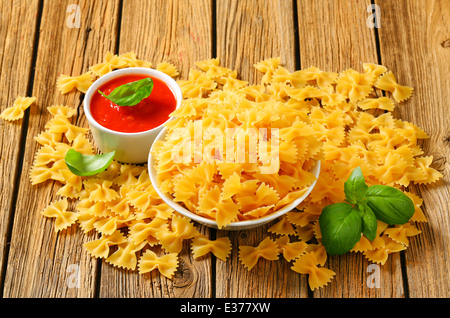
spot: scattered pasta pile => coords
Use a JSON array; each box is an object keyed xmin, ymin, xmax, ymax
[{"xmin": 0, "ymin": 52, "xmax": 442, "ymax": 291}]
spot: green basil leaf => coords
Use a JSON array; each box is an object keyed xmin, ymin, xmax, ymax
[
  {"xmin": 64, "ymin": 149, "xmax": 115, "ymax": 176},
  {"xmin": 344, "ymin": 166, "xmax": 368, "ymax": 205},
  {"xmin": 319, "ymin": 202, "xmax": 362, "ymax": 255},
  {"xmin": 360, "ymin": 205, "xmax": 377, "ymax": 241},
  {"xmin": 99, "ymin": 77, "xmax": 154, "ymax": 106},
  {"xmin": 365, "ymin": 185, "xmax": 415, "ymax": 225}
]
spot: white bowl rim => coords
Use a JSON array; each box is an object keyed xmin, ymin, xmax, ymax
[
  {"xmin": 83, "ymin": 67, "xmax": 182, "ymax": 137},
  {"xmin": 148, "ymin": 127, "xmax": 321, "ymax": 230}
]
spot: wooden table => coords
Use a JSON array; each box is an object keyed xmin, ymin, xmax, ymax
[{"xmin": 0, "ymin": 0, "xmax": 448, "ymax": 298}]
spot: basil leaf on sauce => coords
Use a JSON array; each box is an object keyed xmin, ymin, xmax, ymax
[
  {"xmin": 64, "ymin": 149, "xmax": 115, "ymax": 176},
  {"xmin": 98, "ymin": 77, "xmax": 154, "ymax": 106}
]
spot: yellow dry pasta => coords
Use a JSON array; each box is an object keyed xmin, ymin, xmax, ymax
[
  {"xmin": 291, "ymin": 252, "xmax": 336, "ymax": 291},
  {"xmin": 57, "ymin": 71, "xmax": 93, "ymax": 94},
  {"xmin": 156, "ymin": 62, "xmax": 180, "ymax": 78},
  {"xmin": 15, "ymin": 51, "xmax": 441, "ymax": 291},
  {"xmin": 0, "ymin": 96, "xmax": 36, "ymax": 121},
  {"xmin": 41, "ymin": 198, "xmax": 78, "ymax": 232},
  {"xmin": 191, "ymin": 234, "xmax": 232, "ymax": 261},
  {"xmin": 238, "ymin": 237, "xmax": 280, "ymax": 270},
  {"xmin": 138, "ymin": 250, "xmax": 179, "ymax": 279}
]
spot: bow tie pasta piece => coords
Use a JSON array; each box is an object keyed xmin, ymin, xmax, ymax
[
  {"xmin": 300, "ymin": 66, "xmax": 338, "ymax": 89},
  {"xmin": 253, "ymin": 57, "xmax": 281, "ymax": 84},
  {"xmin": 191, "ymin": 234, "xmax": 232, "ymax": 261},
  {"xmin": 195, "ymin": 58, "xmax": 232, "ymax": 79},
  {"xmin": 46, "ymin": 114, "xmax": 89, "ymax": 143},
  {"xmin": 216, "ymin": 70, "xmax": 249, "ymax": 91},
  {"xmin": 93, "ymin": 214, "xmax": 135, "ymax": 236},
  {"xmin": 156, "ymin": 62, "xmax": 179, "ymax": 78},
  {"xmin": 46, "ymin": 105, "xmax": 77, "ymax": 118},
  {"xmin": 34, "ymin": 130, "xmax": 63, "ymax": 147},
  {"xmin": 363, "ymin": 235, "xmax": 407, "ymax": 265},
  {"xmin": 128, "ymin": 218, "xmax": 169, "ymax": 247},
  {"xmin": 90, "ymin": 52, "xmax": 128, "ymax": 77},
  {"xmin": 375, "ymin": 71, "xmax": 413, "ymax": 102},
  {"xmin": 404, "ymin": 192, "xmax": 427, "ymax": 223},
  {"xmin": 177, "ymin": 69, "xmax": 217, "ymax": 99},
  {"xmin": 285, "ymin": 209, "xmax": 318, "ymax": 228},
  {"xmin": 198, "ymin": 185, "xmax": 241, "ymax": 228},
  {"xmin": 362, "ymin": 63, "xmax": 388, "ymax": 78},
  {"xmin": 335, "ymin": 68, "xmax": 375, "ymax": 102},
  {"xmin": 155, "ymin": 214, "xmax": 199, "ymax": 253},
  {"xmin": 267, "ymin": 215, "xmax": 296, "ymax": 236},
  {"xmin": 83, "ymin": 178, "xmax": 120, "ymax": 203},
  {"xmin": 41, "ymin": 198, "xmax": 78, "ymax": 232},
  {"xmin": 29, "ymin": 158, "xmax": 68, "ymax": 185},
  {"xmin": 275, "ymin": 235, "xmax": 308, "ymax": 262},
  {"xmin": 238, "ymin": 237, "xmax": 280, "ymax": 271},
  {"xmin": 56, "ymin": 169, "xmax": 83, "ymax": 199},
  {"xmin": 84, "ymin": 230, "xmax": 128, "ymax": 259},
  {"xmin": 384, "ymin": 223, "xmax": 422, "ymax": 247},
  {"xmin": 291, "ymin": 252, "xmax": 336, "ymax": 291},
  {"xmin": 138, "ymin": 250, "xmax": 179, "ymax": 279},
  {"xmin": 106, "ymin": 240, "xmax": 147, "ymax": 271},
  {"xmin": 57, "ymin": 71, "xmax": 94, "ymax": 94},
  {"xmin": 118, "ymin": 52, "xmax": 152, "ymax": 68},
  {"xmin": 357, "ymin": 97, "xmax": 395, "ymax": 111},
  {"xmin": 0, "ymin": 96, "xmax": 36, "ymax": 121}
]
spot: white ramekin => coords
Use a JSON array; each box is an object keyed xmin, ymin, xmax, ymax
[
  {"xmin": 83, "ymin": 67, "xmax": 182, "ymax": 164},
  {"xmin": 148, "ymin": 127, "xmax": 322, "ymax": 231}
]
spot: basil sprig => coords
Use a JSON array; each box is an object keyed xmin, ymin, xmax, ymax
[
  {"xmin": 319, "ymin": 167, "xmax": 415, "ymax": 255},
  {"xmin": 64, "ymin": 149, "xmax": 115, "ymax": 176},
  {"xmin": 99, "ymin": 77, "xmax": 154, "ymax": 106}
]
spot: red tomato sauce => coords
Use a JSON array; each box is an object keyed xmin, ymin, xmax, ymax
[{"xmin": 90, "ymin": 74, "xmax": 176, "ymax": 133}]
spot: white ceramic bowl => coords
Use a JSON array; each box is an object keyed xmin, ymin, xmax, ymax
[
  {"xmin": 83, "ymin": 67, "xmax": 182, "ymax": 164},
  {"xmin": 148, "ymin": 127, "xmax": 321, "ymax": 231}
]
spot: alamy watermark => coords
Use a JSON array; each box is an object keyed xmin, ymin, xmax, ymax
[
  {"xmin": 66, "ymin": 4, "xmax": 81, "ymax": 29},
  {"xmin": 366, "ymin": 264, "xmax": 381, "ymax": 288},
  {"xmin": 169, "ymin": 121, "xmax": 280, "ymax": 174},
  {"xmin": 66, "ymin": 263, "xmax": 80, "ymax": 289},
  {"xmin": 367, "ymin": 4, "xmax": 381, "ymax": 29}
]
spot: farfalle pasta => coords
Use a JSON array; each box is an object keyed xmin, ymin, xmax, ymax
[
  {"xmin": 0, "ymin": 96, "xmax": 36, "ymax": 121},
  {"xmin": 14, "ymin": 51, "xmax": 440, "ymax": 292},
  {"xmin": 191, "ymin": 234, "xmax": 232, "ymax": 261},
  {"xmin": 152, "ymin": 60, "xmax": 324, "ymax": 229},
  {"xmin": 238, "ymin": 237, "xmax": 280, "ymax": 270},
  {"xmin": 291, "ymin": 252, "xmax": 335, "ymax": 290},
  {"xmin": 40, "ymin": 198, "xmax": 78, "ymax": 232},
  {"xmin": 57, "ymin": 72, "xmax": 94, "ymax": 94},
  {"xmin": 138, "ymin": 250, "xmax": 179, "ymax": 279}
]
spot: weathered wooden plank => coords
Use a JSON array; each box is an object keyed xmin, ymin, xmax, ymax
[
  {"xmin": 375, "ymin": 0, "xmax": 450, "ymax": 298},
  {"xmin": 296, "ymin": 0, "xmax": 405, "ymax": 297},
  {"xmin": 214, "ymin": 0, "xmax": 309, "ymax": 298},
  {"xmin": 2, "ymin": 0, "xmax": 120, "ymax": 297},
  {"xmin": 0, "ymin": 0, "xmax": 40, "ymax": 292},
  {"xmin": 97, "ymin": 0, "xmax": 214, "ymax": 298}
]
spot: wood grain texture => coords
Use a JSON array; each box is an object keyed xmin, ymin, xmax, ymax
[
  {"xmin": 0, "ymin": 0, "xmax": 39, "ymax": 291},
  {"xmin": 296, "ymin": 0, "xmax": 405, "ymax": 297},
  {"xmin": 0, "ymin": 0, "xmax": 448, "ymax": 298},
  {"xmin": 214, "ymin": 0, "xmax": 309, "ymax": 298},
  {"xmin": 2, "ymin": 0, "xmax": 120, "ymax": 297},
  {"xmin": 97, "ymin": 0, "xmax": 214, "ymax": 298},
  {"xmin": 375, "ymin": 0, "xmax": 450, "ymax": 298}
]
